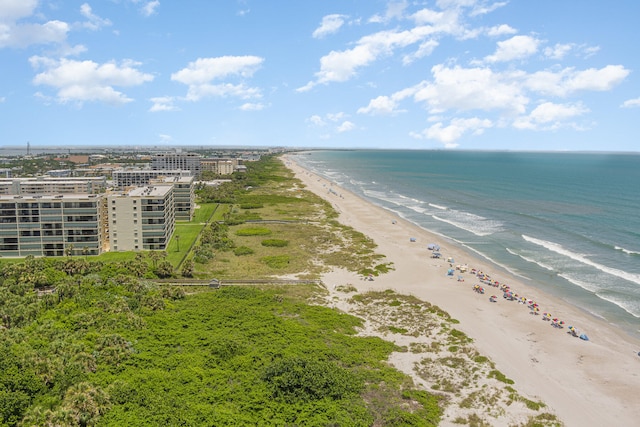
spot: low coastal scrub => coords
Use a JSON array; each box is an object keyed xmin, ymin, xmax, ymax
[
  {"xmin": 0, "ymin": 258, "xmax": 442, "ymax": 425},
  {"xmin": 235, "ymin": 226, "xmax": 272, "ymax": 236},
  {"xmin": 261, "ymin": 238, "xmax": 289, "ymax": 247}
]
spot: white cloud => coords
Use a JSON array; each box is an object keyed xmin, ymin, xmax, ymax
[
  {"xmin": 358, "ymin": 95, "xmax": 401, "ymax": 115},
  {"xmin": 513, "ymin": 102, "xmax": 589, "ymax": 130},
  {"xmin": 337, "ymin": 121, "xmax": 356, "ymax": 132},
  {"xmin": 414, "ymin": 64, "xmax": 529, "ymax": 114},
  {"xmin": 412, "ymin": 117, "xmax": 493, "ymax": 147},
  {"xmin": 524, "ymin": 65, "xmax": 630, "ymax": 97},
  {"xmin": 172, "ymin": 56, "xmax": 263, "ymax": 84},
  {"xmin": 621, "ymin": 98, "xmax": 640, "ymax": 108},
  {"xmin": 30, "ymin": 57, "xmax": 154, "ymax": 105},
  {"xmin": 149, "ymin": 96, "xmax": 178, "ymax": 112},
  {"xmin": 544, "ymin": 43, "xmax": 573, "ymax": 60},
  {"xmin": 171, "ymin": 56, "xmax": 264, "ymax": 102},
  {"xmin": 369, "ymin": 0, "xmax": 408, "ymax": 24},
  {"xmin": 307, "ymin": 115, "xmax": 326, "ymax": 126},
  {"xmin": 158, "ymin": 134, "xmax": 172, "ymax": 143},
  {"xmin": 486, "ymin": 24, "xmax": 517, "ymax": 37},
  {"xmin": 312, "ymin": 14, "xmax": 347, "ymax": 39},
  {"xmin": 0, "ymin": 0, "xmax": 38, "ymax": 21},
  {"xmin": 403, "ymin": 39, "xmax": 439, "ymax": 64},
  {"xmin": 80, "ymin": 3, "xmax": 112, "ymax": 31},
  {"xmin": 483, "ymin": 35, "xmax": 540, "ymax": 63},
  {"xmin": 239, "ymin": 102, "xmax": 265, "ymax": 111},
  {"xmin": 298, "ymin": 26, "xmax": 434, "ymax": 91},
  {"xmin": 470, "ymin": 1, "xmax": 508, "ymax": 17},
  {"xmin": 0, "ymin": 0, "xmax": 71, "ymax": 48},
  {"xmin": 0, "ymin": 96, "xmax": 5, "ymax": 103},
  {"xmin": 141, "ymin": 1, "xmax": 160, "ymax": 17},
  {"xmin": 0, "ymin": 20, "xmax": 69, "ymax": 48}
]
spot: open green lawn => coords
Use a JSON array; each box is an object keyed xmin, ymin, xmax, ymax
[{"xmin": 165, "ymin": 222, "xmax": 203, "ymax": 266}]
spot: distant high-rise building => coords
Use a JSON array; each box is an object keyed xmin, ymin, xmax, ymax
[{"xmin": 151, "ymin": 152, "xmax": 201, "ymax": 177}]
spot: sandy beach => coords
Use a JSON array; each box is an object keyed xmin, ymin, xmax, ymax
[{"xmin": 283, "ymin": 154, "xmax": 640, "ymax": 426}]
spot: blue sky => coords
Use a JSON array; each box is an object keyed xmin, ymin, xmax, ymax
[{"xmin": 1, "ymin": 0, "xmax": 639, "ymax": 151}]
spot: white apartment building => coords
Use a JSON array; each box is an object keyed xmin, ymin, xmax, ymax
[
  {"xmin": 0, "ymin": 177, "xmax": 107, "ymax": 195},
  {"xmin": 152, "ymin": 152, "xmax": 201, "ymax": 177},
  {"xmin": 150, "ymin": 176, "xmax": 195, "ymax": 221},
  {"xmin": 200, "ymin": 158, "xmax": 237, "ymax": 175},
  {"xmin": 112, "ymin": 168, "xmax": 192, "ymax": 189},
  {"xmin": 0, "ymin": 193, "xmax": 104, "ymax": 257},
  {"xmin": 107, "ymin": 185, "xmax": 175, "ymax": 251}
]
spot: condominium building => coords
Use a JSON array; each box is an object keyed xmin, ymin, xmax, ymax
[
  {"xmin": 107, "ymin": 185, "xmax": 175, "ymax": 251},
  {"xmin": 112, "ymin": 168, "xmax": 192, "ymax": 189},
  {"xmin": 152, "ymin": 152, "xmax": 201, "ymax": 177},
  {"xmin": 0, "ymin": 177, "xmax": 107, "ymax": 195},
  {"xmin": 0, "ymin": 194, "xmax": 104, "ymax": 257},
  {"xmin": 200, "ymin": 158, "xmax": 237, "ymax": 175},
  {"xmin": 150, "ymin": 176, "xmax": 195, "ymax": 221}
]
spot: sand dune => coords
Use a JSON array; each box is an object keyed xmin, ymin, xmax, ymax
[{"xmin": 284, "ymin": 154, "xmax": 640, "ymax": 426}]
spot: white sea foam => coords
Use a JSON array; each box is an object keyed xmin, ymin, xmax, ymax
[
  {"xmin": 506, "ymin": 248, "xmax": 555, "ymax": 271},
  {"xmin": 595, "ymin": 292, "xmax": 640, "ymax": 319},
  {"xmin": 433, "ymin": 211, "xmax": 503, "ymax": 237},
  {"xmin": 615, "ymin": 245, "xmax": 640, "ymax": 256},
  {"xmin": 429, "ymin": 203, "xmax": 447, "ymax": 210},
  {"xmin": 452, "ymin": 240, "xmax": 530, "ymax": 280},
  {"xmin": 523, "ymin": 235, "xmax": 640, "ymax": 286}
]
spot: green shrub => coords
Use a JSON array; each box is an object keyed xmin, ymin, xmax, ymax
[
  {"xmin": 262, "ymin": 356, "xmax": 362, "ymax": 401},
  {"xmin": 261, "ymin": 239, "xmax": 289, "ymax": 247},
  {"xmin": 240, "ymin": 203, "xmax": 263, "ymax": 209},
  {"xmin": 233, "ymin": 246, "xmax": 255, "ymax": 256},
  {"xmin": 236, "ymin": 227, "xmax": 272, "ymax": 236},
  {"xmin": 261, "ymin": 255, "xmax": 290, "ymax": 269}
]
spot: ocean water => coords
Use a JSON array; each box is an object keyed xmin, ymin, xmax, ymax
[{"xmin": 293, "ymin": 150, "xmax": 640, "ymax": 338}]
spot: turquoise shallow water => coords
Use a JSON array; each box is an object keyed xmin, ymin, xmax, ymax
[{"xmin": 294, "ymin": 150, "xmax": 640, "ymax": 338}]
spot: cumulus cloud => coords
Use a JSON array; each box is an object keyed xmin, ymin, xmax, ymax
[
  {"xmin": 239, "ymin": 102, "xmax": 265, "ymax": 111},
  {"xmin": 0, "ymin": 0, "xmax": 38, "ymax": 21},
  {"xmin": 298, "ymin": 26, "xmax": 435, "ymax": 91},
  {"xmin": 544, "ymin": 43, "xmax": 573, "ymax": 60},
  {"xmin": 513, "ymin": 102, "xmax": 589, "ymax": 130},
  {"xmin": 306, "ymin": 112, "xmax": 353, "ymax": 134},
  {"xmin": 312, "ymin": 14, "xmax": 347, "ymax": 39},
  {"xmin": 337, "ymin": 121, "xmax": 356, "ymax": 132},
  {"xmin": 486, "ymin": 24, "xmax": 517, "ymax": 37},
  {"xmin": 30, "ymin": 56, "xmax": 154, "ymax": 105},
  {"xmin": 80, "ymin": 3, "xmax": 112, "ymax": 31},
  {"xmin": 524, "ymin": 65, "xmax": 630, "ymax": 97},
  {"xmin": 171, "ymin": 56, "xmax": 264, "ymax": 102},
  {"xmin": 483, "ymin": 35, "xmax": 540, "ymax": 63},
  {"xmin": 149, "ymin": 96, "xmax": 178, "ymax": 112},
  {"xmin": 141, "ymin": 1, "xmax": 160, "ymax": 17},
  {"xmin": 0, "ymin": 0, "xmax": 71, "ymax": 48},
  {"xmin": 128, "ymin": 0, "xmax": 160, "ymax": 17},
  {"xmin": 412, "ymin": 117, "xmax": 493, "ymax": 147},
  {"xmin": 621, "ymin": 98, "xmax": 640, "ymax": 108},
  {"xmin": 369, "ymin": 0, "xmax": 408, "ymax": 24},
  {"xmin": 414, "ymin": 64, "xmax": 529, "ymax": 114}
]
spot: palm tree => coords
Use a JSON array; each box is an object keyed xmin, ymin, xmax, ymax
[{"xmin": 65, "ymin": 244, "xmax": 74, "ymax": 257}]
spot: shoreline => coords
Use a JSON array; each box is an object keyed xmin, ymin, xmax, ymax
[{"xmin": 283, "ymin": 154, "xmax": 640, "ymax": 426}]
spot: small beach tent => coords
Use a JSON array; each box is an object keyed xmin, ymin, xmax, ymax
[
  {"xmin": 432, "ymin": 252, "xmax": 442, "ymax": 259},
  {"xmin": 447, "ymin": 269, "xmax": 455, "ymax": 276},
  {"xmin": 427, "ymin": 243, "xmax": 440, "ymax": 251},
  {"xmin": 410, "ymin": 237, "xmax": 417, "ymax": 242},
  {"xmin": 579, "ymin": 334, "xmax": 589, "ymax": 341}
]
